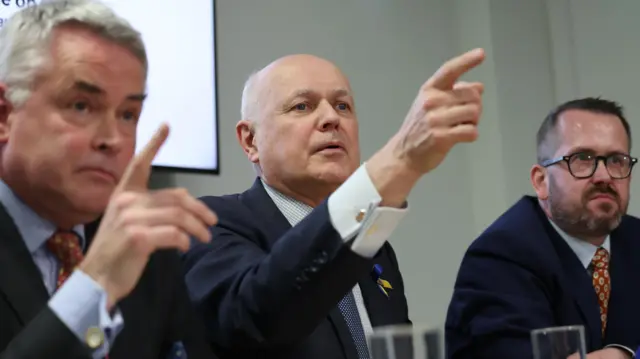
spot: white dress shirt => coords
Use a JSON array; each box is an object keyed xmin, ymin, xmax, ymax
[{"xmin": 262, "ymin": 163, "xmax": 408, "ymax": 335}]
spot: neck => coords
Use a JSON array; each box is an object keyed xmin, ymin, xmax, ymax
[
  {"xmin": 2, "ymin": 176, "xmax": 94, "ymax": 229},
  {"xmin": 540, "ymin": 199, "xmax": 607, "ymax": 247},
  {"xmin": 582, "ymin": 236, "xmax": 606, "ymax": 247}
]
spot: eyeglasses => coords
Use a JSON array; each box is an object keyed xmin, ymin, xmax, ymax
[{"xmin": 542, "ymin": 152, "xmax": 637, "ymax": 179}]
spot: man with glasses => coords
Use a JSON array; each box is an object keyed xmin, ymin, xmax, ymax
[{"xmin": 445, "ymin": 98, "xmax": 640, "ymax": 359}]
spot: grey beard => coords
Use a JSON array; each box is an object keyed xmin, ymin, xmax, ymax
[{"xmin": 549, "ymin": 200, "xmax": 622, "ymax": 238}]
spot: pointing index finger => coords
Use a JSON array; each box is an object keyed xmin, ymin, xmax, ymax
[
  {"xmin": 117, "ymin": 123, "xmax": 170, "ymax": 192},
  {"xmin": 425, "ymin": 48, "xmax": 485, "ymax": 91}
]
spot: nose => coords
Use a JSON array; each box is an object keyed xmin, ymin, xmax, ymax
[
  {"xmin": 93, "ymin": 117, "xmax": 125, "ymax": 155},
  {"xmin": 317, "ymin": 101, "xmax": 340, "ymax": 132},
  {"xmin": 591, "ymin": 158, "xmax": 613, "ymax": 183}
]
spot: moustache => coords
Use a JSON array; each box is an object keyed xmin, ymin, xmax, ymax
[{"xmin": 585, "ymin": 185, "xmax": 619, "ymax": 201}]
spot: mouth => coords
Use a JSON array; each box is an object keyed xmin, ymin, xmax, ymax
[
  {"xmin": 315, "ymin": 142, "xmax": 346, "ymax": 154},
  {"xmin": 81, "ymin": 167, "xmax": 118, "ymax": 183},
  {"xmin": 590, "ymin": 193, "xmax": 617, "ymax": 202}
]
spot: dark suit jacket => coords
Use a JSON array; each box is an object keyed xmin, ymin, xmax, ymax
[
  {"xmin": 445, "ymin": 195, "xmax": 640, "ymax": 359},
  {"xmin": 182, "ymin": 178, "xmax": 411, "ymax": 359},
  {"xmin": 0, "ymin": 204, "xmax": 217, "ymax": 359}
]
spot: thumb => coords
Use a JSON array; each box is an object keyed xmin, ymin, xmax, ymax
[
  {"xmin": 116, "ymin": 123, "xmax": 169, "ymax": 192},
  {"xmin": 453, "ymin": 81, "xmax": 484, "ymax": 95}
]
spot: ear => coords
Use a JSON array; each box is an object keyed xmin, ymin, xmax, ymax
[
  {"xmin": 530, "ymin": 164, "xmax": 549, "ymax": 200},
  {"xmin": 236, "ymin": 119, "xmax": 259, "ymax": 164},
  {"xmin": 0, "ymin": 84, "xmax": 11, "ymax": 144}
]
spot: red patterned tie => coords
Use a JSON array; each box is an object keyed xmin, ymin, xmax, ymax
[
  {"xmin": 591, "ymin": 247, "xmax": 610, "ymax": 337},
  {"xmin": 46, "ymin": 230, "xmax": 84, "ymax": 290}
]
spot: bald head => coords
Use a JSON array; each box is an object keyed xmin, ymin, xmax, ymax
[
  {"xmin": 235, "ymin": 53, "xmax": 361, "ymax": 206},
  {"xmin": 240, "ymin": 54, "xmax": 352, "ymax": 124}
]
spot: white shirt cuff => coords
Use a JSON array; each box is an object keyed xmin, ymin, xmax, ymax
[
  {"xmin": 328, "ymin": 162, "xmax": 408, "ymax": 258},
  {"xmin": 48, "ymin": 269, "xmax": 124, "ymax": 358},
  {"xmin": 605, "ymin": 344, "xmax": 635, "ymax": 358}
]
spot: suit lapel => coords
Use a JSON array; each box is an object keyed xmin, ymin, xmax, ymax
[
  {"xmin": 358, "ymin": 255, "xmax": 396, "ymax": 328},
  {"xmin": 557, "ymin": 250, "xmax": 602, "ymax": 348},
  {"xmin": 328, "ymin": 308, "xmax": 361, "ymax": 359},
  {"xmin": 0, "ymin": 202, "xmax": 49, "ymax": 325},
  {"xmin": 537, "ymin": 206, "xmax": 602, "ymax": 348},
  {"xmin": 240, "ymin": 178, "xmax": 360, "ymax": 359},
  {"xmin": 359, "ymin": 275, "xmax": 384, "ymax": 327},
  {"xmin": 239, "ymin": 178, "xmax": 293, "ymax": 249},
  {"xmin": 603, "ymin": 227, "xmax": 634, "ymax": 342}
]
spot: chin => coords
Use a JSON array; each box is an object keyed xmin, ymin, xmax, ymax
[
  {"xmin": 315, "ymin": 160, "xmax": 357, "ymax": 178},
  {"xmin": 70, "ymin": 186, "xmax": 113, "ymax": 214},
  {"xmin": 313, "ymin": 170, "xmax": 351, "ymax": 187}
]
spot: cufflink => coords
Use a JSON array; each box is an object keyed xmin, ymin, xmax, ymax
[
  {"xmin": 85, "ymin": 326, "xmax": 104, "ymax": 349},
  {"xmin": 355, "ymin": 209, "xmax": 367, "ymax": 222}
]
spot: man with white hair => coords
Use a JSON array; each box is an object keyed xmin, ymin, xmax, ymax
[
  {"xmin": 183, "ymin": 50, "xmax": 486, "ymax": 358},
  {"xmin": 0, "ymin": 1, "xmax": 217, "ymax": 358}
]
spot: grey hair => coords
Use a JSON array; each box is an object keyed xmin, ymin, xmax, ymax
[
  {"xmin": 240, "ymin": 69, "xmax": 261, "ymax": 122},
  {"xmin": 239, "ymin": 70, "xmax": 264, "ymax": 175},
  {"xmin": 0, "ymin": 0, "xmax": 147, "ymax": 107}
]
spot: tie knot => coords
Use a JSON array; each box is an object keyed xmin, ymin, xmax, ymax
[
  {"xmin": 46, "ymin": 230, "xmax": 84, "ymax": 270},
  {"xmin": 592, "ymin": 247, "xmax": 609, "ymax": 269}
]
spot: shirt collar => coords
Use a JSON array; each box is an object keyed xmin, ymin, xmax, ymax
[
  {"xmin": 261, "ymin": 179, "xmax": 312, "ymax": 226},
  {"xmin": 0, "ymin": 180, "xmax": 85, "ymax": 253},
  {"xmin": 547, "ymin": 218, "xmax": 610, "ymax": 269}
]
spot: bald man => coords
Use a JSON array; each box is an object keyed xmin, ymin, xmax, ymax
[{"xmin": 182, "ymin": 51, "xmax": 486, "ymax": 359}]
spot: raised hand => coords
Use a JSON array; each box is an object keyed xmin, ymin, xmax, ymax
[
  {"xmin": 393, "ymin": 48, "xmax": 485, "ymax": 175},
  {"xmin": 79, "ymin": 124, "xmax": 218, "ymax": 309},
  {"xmin": 365, "ymin": 49, "xmax": 485, "ymax": 207}
]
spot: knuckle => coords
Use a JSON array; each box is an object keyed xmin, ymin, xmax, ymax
[
  {"xmin": 464, "ymin": 129, "xmax": 479, "ymax": 142},
  {"xmin": 125, "ymin": 226, "xmax": 147, "ymax": 249},
  {"xmin": 468, "ymin": 104, "xmax": 481, "ymax": 118},
  {"xmin": 163, "ymin": 188, "xmax": 190, "ymax": 204},
  {"xmin": 168, "ymin": 227, "xmax": 184, "ymax": 242},
  {"xmin": 462, "ymin": 89, "xmax": 479, "ymax": 102},
  {"xmin": 118, "ymin": 209, "xmax": 137, "ymax": 227},
  {"xmin": 422, "ymin": 93, "xmax": 441, "ymax": 110},
  {"xmin": 178, "ymin": 232, "xmax": 190, "ymax": 246},
  {"xmin": 426, "ymin": 111, "xmax": 444, "ymax": 126},
  {"xmin": 171, "ymin": 207, "xmax": 188, "ymax": 223},
  {"xmin": 170, "ymin": 187, "xmax": 190, "ymax": 198},
  {"xmin": 431, "ymin": 130, "xmax": 447, "ymax": 142},
  {"xmin": 111, "ymin": 192, "xmax": 137, "ymax": 210}
]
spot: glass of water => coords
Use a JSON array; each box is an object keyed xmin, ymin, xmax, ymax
[
  {"xmin": 531, "ymin": 325, "xmax": 586, "ymax": 359},
  {"xmin": 366, "ymin": 324, "xmax": 441, "ymax": 359}
]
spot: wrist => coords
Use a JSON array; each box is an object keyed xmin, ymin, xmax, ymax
[
  {"xmin": 366, "ymin": 139, "xmax": 421, "ymax": 207},
  {"xmin": 78, "ymin": 263, "xmax": 117, "ymax": 311}
]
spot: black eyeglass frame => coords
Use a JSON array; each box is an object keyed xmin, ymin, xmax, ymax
[{"xmin": 541, "ymin": 152, "xmax": 638, "ymax": 179}]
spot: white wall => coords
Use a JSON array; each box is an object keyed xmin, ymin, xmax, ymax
[
  {"xmin": 546, "ymin": 0, "xmax": 640, "ymax": 215},
  {"xmin": 151, "ymin": 0, "xmax": 640, "ymax": 327}
]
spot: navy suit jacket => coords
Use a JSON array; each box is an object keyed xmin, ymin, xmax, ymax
[
  {"xmin": 182, "ymin": 178, "xmax": 410, "ymax": 359},
  {"xmin": 445, "ymin": 196, "xmax": 640, "ymax": 359}
]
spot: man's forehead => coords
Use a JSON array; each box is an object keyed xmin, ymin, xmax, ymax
[
  {"xmin": 555, "ymin": 109, "xmax": 629, "ymax": 151},
  {"xmin": 262, "ymin": 56, "xmax": 350, "ymax": 92},
  {"xmin": 43, "ymin": 27, "xmax": 146, "ymax": 91}
]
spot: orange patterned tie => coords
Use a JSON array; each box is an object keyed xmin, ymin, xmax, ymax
[
  {"xmin": 591, "ymin": 247, "xmax": 610, "ymax": 337},
  {"xmin": 46, "ymin": 230, "xmax": 84, "ymax": 290}
]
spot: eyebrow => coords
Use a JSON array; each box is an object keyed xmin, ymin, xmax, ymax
[
  {"xmin": 284, "ymin": 88, "xmax": 352, "ymax": 103},
  {"xmin": 71, "ymin": 80, "xmax": 147, "ymax": 102},
  {"xmin": 568, "ymin": 147, "xmax": 629, "ymax": 156}
]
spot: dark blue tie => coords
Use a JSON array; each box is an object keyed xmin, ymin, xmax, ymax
[{"xmin": 338, "ymin": 290, "xmax": 370, "ymax": 359}]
